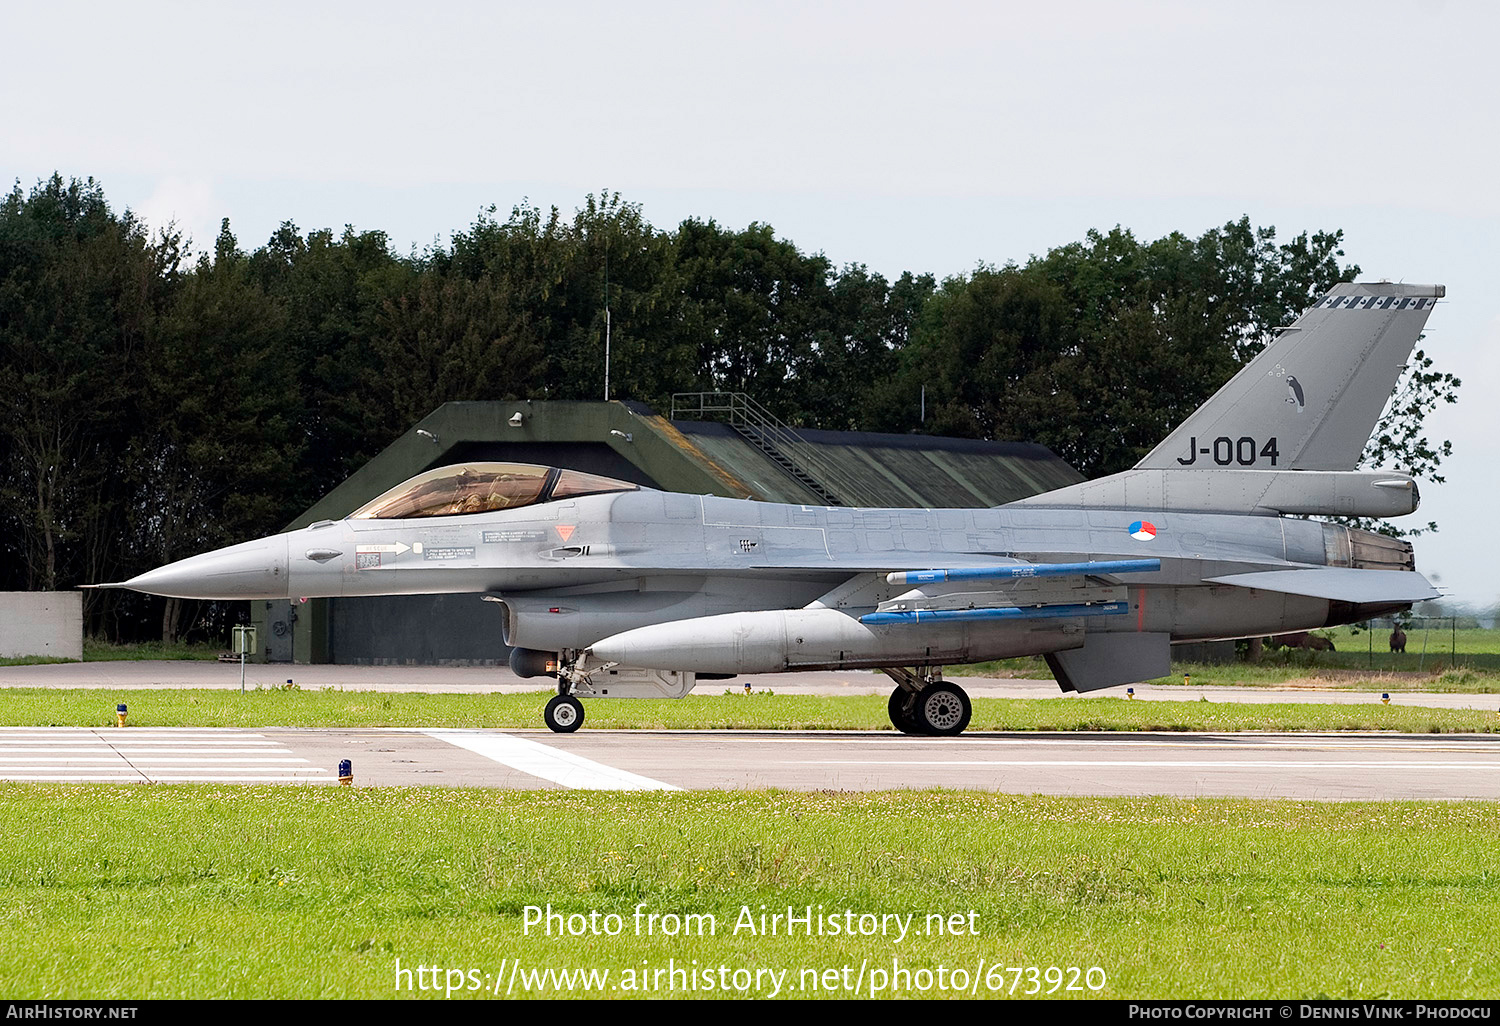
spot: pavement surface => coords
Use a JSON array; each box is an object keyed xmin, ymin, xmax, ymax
[
  {"xmin": 3, "ymin": 660, "xmax": 1496, "ymax": 710},
  {"xmin": 5, "ymin": 662, "xmax": 1497, "ymax": 799},
  {"xmin": 4, "ymin": 726, "xmax": 1500, "ymax": 800}
]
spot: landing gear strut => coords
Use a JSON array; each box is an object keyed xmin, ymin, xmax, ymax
[{"xmin": 881, "ymin": 668, "xmax": 971, "ymax": 736}]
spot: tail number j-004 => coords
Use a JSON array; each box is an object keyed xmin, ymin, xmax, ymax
[{"xmin": 1177, "ymin": 436, "xmax": 1279, "ymax": 467}]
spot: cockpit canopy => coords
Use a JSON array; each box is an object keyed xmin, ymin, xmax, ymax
[{"xmin": 349, "ymin": 463, "xmax": 639, "ymax": 520}]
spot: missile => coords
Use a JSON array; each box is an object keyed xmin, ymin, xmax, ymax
[{"xmin": 885, "ymin": 558, "xmax": 1160, "ymax": 586}]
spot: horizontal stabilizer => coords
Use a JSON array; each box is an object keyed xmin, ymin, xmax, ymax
[
  {"xmin": 1010, "ymin": 468, "xmax": 1419, "ymax": 518},
  {"xmin": 886, "ymin": 559, "xmax": 1160, "ymax": 586},
  {"xmin": 1046, "ymin": 633, "xmax": 1172, "ymax": 693},
  {"xmin": 1205, "ymin": 568, "xmax": 1439, "ymax": 604}
]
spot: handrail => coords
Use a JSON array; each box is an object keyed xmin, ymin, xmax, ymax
[{"xmin": 671, "ymin": 392, "xmax": 881, "ymax": 506}]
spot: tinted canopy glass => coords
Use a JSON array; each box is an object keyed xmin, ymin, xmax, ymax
[{"xmin": 349, "ymin": 463, "xmax": 637, "ymax": 520}]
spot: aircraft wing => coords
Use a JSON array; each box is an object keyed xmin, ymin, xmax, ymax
[{"xmin": 1204, "ymin": 568, "xmax": 1439, "ymax": 604}]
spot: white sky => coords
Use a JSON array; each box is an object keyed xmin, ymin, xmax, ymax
[{"xmin": 5, "ymin": 0, "xmax": 1496, "ymax": 607}]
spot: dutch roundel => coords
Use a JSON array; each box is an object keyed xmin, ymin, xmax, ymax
[{"xmin": 1128, "ymin": 520, "xmax": 1157, "ymax": 542}]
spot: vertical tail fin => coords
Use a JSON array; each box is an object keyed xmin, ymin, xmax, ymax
[{"xmin": 1135, "ymin": 282, "xmax": 1443, "ymax": 472}]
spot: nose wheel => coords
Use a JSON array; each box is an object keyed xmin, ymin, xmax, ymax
[{"xmin": 543, "ymin": 695, "xmax": 585, "ymax": 733}]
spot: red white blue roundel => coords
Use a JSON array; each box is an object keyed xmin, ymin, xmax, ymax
[{"xmin": 1129, "ymin": 520, "xmax": 1157, "ymax": 541}]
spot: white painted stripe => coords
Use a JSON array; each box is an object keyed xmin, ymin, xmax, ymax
[
  {"xmin": 51, "ymin": 741, "xmax": 279, "ymax": 750},
  {"xmin": 427, "ymin": 730, "xmax": 679, "ymax": 791},
  {"xmin": 0, "ymin": 741, "xmax": 281, "ymax": 748},
  {"xmin": 144, "ymin": 776, "xmax": 326, "ymax": 782},
  {"xmin": 142, "ymin": 769, "xmax": 327, "ymax": 775},
  {"xmin": 0, "ymin": 776, "xmax": 147, "ymax": 782},
  {"xmin": 0, "ymin": 753, "xmax": 310, "ymax": 762},
  {"xmin": 0, "ymin": 730, "xmax": 267, "ymax": 737},
  {"xmin": 119, "ymin": 757, "xmax": 308, "ymax": 764},
  {"xmin": 0, "ymin": 747, "xmax": 293, "ymax": 754},
  {"xmin": 0, "ymin": 767, "xmax": 326, "ymax": 774},
  {"xmin": 0, "ymin": 753, "xmax": 304, "ymax": 762}
]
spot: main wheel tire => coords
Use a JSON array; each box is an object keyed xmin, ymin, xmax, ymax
[
  {"xmin": 543, "ymin": 695, "xmax": 585, "ymax": 733},
  {"xmin": 887, "ymin": 686, "xmax": 923, "ymax": 735},
  {"xmin": 913, "ymin": 682, "xmax": 971, "ymax": 736}
]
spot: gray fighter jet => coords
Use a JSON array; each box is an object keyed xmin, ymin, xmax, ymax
[{"xmin": 105, "ymin": 282, "xmax": 1445, "ymax": 735}]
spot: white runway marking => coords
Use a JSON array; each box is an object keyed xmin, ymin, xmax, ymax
[
  {"xmin": 426, "ymin": 730, "xmax": 679, "ymax": 791},
  {"xmin": 0, "ymin": 728, "xmax": 325, "ymax": 783}
]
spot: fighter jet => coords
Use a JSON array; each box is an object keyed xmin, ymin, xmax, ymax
[{"xmin": 105, "ymin": 282, "xmax": 1445, "ymax": 735}]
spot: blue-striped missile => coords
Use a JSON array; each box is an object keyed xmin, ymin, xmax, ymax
[
  {"xmin": 886, "ymin": 559, "xmax": 1160, "ymax": 586},
  {"xmin": 860, "ymin": 601, "xmax": 1130, "ymax": 626}
]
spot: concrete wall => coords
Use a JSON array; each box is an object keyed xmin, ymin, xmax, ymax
[{"xmin": 0, "ymin": 592, "xmax": 83, "ymax": 661}]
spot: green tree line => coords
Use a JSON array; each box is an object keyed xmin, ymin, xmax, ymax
[{"xmin": 0, "ymin": 175, "xmax": 1459, "ymax": 641}]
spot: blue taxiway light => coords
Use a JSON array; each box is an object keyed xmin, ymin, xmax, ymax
[{"xmin": 886, "ymin": 559, "xmax": 1161, "ymax": 586}]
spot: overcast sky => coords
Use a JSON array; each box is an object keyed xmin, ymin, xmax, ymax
[{"xmin": 6, "ymin": 0, "xmax": 1496, "ymax": 608}]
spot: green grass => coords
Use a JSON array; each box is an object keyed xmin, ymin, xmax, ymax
[
  {"xmin": 955, "ymin": 627, "xmax": 1500, "ymax": 688},
  {"xmin": 0, "ymin": 640, "xmax": 226, "ymax": 666},
  {"xmin": 1, "ymin": 787, "xmax": 1497, "ymax": 998},
  {"xmin": 8, "ymin": 688, "xmax": 1500, "ymax": 733},
  {"xmin": 1153, "ymin": 662, "xmax": 1500, "ymax": 692},
  {"xmin": 84, "ymin": 639, "xmax": 225, "ymax": 662}
]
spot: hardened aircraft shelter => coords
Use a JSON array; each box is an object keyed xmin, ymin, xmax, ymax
[{"xmin": 256, "ymin": 395, "xmax": 1083, "ymax": 665}]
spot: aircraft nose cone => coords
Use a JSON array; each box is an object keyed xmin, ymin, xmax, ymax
[{"xmin": 123, "ymin": 536, "xmax": 290, "ymax": 599}]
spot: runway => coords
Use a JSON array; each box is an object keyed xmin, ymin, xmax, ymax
[
  {"xmin": 4, "ymin": 726, "xmax": 1499, "ymax": 799},
  {"xmin": 3, "ymin": 660, "xmax": 1495, "ymax": 710}
]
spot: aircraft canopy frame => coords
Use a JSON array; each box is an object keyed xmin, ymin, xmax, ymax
[{"xmin": 348, "ymin": 463, "xmax": 638, "ymax": 520}]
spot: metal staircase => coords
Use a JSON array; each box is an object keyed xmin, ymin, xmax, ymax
[{"xmin": 671, "ymin": 392, "xmax": 868, "ymax": 507}]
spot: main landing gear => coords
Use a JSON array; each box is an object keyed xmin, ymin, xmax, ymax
[{"xmin": 882, "ymin": 667, "xmax": 971, "ymax": 736}]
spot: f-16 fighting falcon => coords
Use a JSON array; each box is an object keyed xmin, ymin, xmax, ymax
[{"xmin": 102, "ymin": 282, "xmax": 1444, "ymax": 735}]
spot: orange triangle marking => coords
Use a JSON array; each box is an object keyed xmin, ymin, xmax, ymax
[{"xmin": 555, "ymin": 525, "xmax": 576, "ymax": 542}]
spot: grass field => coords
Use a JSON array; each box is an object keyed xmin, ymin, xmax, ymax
[
  {"xmin": 1, "ymin": 786, "xmax": 1496, "ymax": 999},
  {"xmin": 950, "ymin": 627, "xmax": 1500, "ymax": 687},
  {"xmin": 7, "ymin": 687, "xmax": 1500, "ymax": 733},
  {"xmin": 0, "ymin": 640, "xmax": 225, "ymax": 666},
  {"xmin": 1152, "ymin": 664, "xmax": 1500, "ymax": 692}
]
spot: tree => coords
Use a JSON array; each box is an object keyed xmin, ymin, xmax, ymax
[
  {"xmin": 0, "ymin": 175, "xmax": 171, "ymax": 606},
  {"xmin": 369, "ymin": 269, "xmax": 543, "ymax": 426},
  {"xmin": 134, "ymin": 219, "xmax": 304, "ymax": 640}
]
